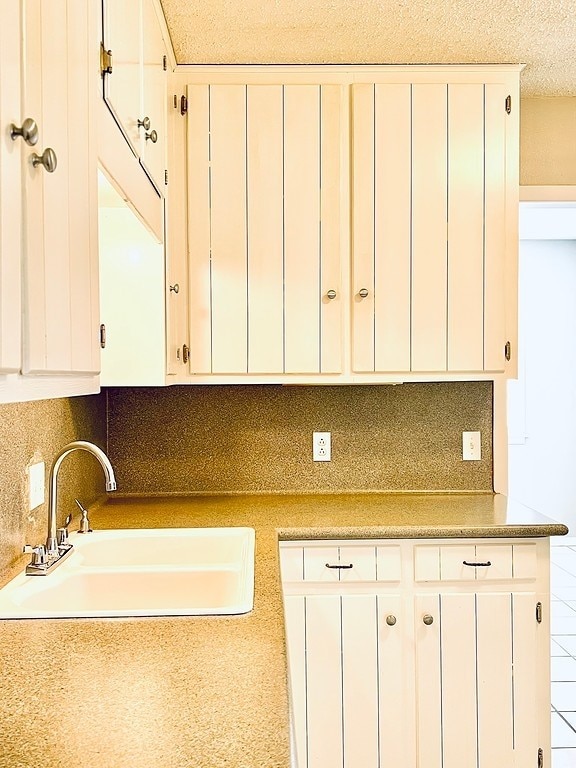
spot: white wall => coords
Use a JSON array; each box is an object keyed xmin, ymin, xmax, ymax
[{"xmin": 508, "ymin": 235, "xmax": 576, "ymax": 533}]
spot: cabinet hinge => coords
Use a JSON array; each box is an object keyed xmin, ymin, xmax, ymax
[
  {"xmin": 505, "ymin": 94, "xmax": 512, "ymax": 114},
  {"xmin": 180, "ymin": 95, "xmax": 188, "ymax": 116},
  {"xmin": 163, "ymin": 55, "xmax": 167, "ymax": 71},
  {"xmin": 504, "ymin": 340, "xmax": 511, "ymax": 361},
  {"xmin": 99, "ymin": 323, "xmax": 106, "ymax": 349},
  {"xmin": 538, "ymin": 747, "xmax": 543, "ymax": 768},
  {"xmin": 536, "ymin": 601, "xmax": 543, "ymax": 623},
  {"xmin": 173, "ymin": 95, "xmax": 178, "ymax": 109},
  {"xmin": 182, "ymin": 344, "xmax": 190, "ymax": 364},
  {"xmin": 100, "ymin": 43, "xmax": 113, "ymax": 76},
  {"xmin": 164, "ymin": 169, "xmax": 168, "ymax": 186}
]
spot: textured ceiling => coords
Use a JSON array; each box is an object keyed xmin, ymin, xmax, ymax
[{"xmin": 159, "ymin": 0, "xmax": 576, "ymax": 96}]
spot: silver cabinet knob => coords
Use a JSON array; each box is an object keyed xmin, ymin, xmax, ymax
[
  {"xmin": 358, "ymin": 288, "xmax": 369, "ymax": 299},
  {"xmin": 423, "ymin": 614, "xmax": 434, "ymax": 625},
  {"xmin": 326, "ymin": 289, "xmax": 337, "ymax": 300},
  {"xmin": 386, "ymin": 615, "xmax": 397, "ymax": 626},
  {"xmin": 169, "ymin": 283, "xmax": 180, "ymax": 294},
  {"xmin": 10, "ymin": 117, "xmax": 39, "ymax": 146},
  {"xmin": 31, "ymin": 147, "xmax": 57, "ymax": 173},
  {"xmin": 145, "ymin": 129, "xmax": 158, "ymax": 143},
  {"xmin": 138, "ymin": 116, "xmax": 151, "ymax": 130}
]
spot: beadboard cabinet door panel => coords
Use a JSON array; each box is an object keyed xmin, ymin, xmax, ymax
[
  {"xmin": 140, "ymin": 0, "xmax": 167, "ymax": 189},
  {"xmin": 414, "ymin": 593, "xmax": 443, "ymax": 768},
  {"xmin": 0, "ymin": 0, "xmax": 22, "ymax": 373},
  {"xmin": 246, "ymin": 85, "xmax": 284, "ymax": 374}
]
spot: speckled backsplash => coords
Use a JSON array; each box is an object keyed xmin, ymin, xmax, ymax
[
  {"xmin": 0, "ymin": 394, "xmax": 107, "ymax": 584},
  {"xmin": 106, "ymin": 382, "xmax": 493, "ymax": 495}
]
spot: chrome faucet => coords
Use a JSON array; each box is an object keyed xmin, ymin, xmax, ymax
[{"xmin": 46, "ymin": 441, "xmax": 117, "ymax": 555}]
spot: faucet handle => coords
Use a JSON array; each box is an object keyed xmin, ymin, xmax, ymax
[
  {"xmin": 57, "ymin": 527, "xmax": 69, "ymax": 547},
  {"xmin": 23, "ymin": 544, "xmax": 48, "ymax": 566}
]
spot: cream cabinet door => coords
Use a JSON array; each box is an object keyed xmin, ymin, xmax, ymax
[
  {"xmin": 21, "ymin": 0, "xmax": 99, "ymax": 375},
  {"xmin": 352, "ymin": 81, "xmax": 508, "ymax": 374},
  {"xmin": 140, "ymin": 0, "xmax": 167, "ymax": 190},
  {"xmin": 187, "ymin": 83, "xmax": 343, "ymax": 375},
  {"xmin": 0, "ymin": 0, "xmax": 22, "ymax": 373}
]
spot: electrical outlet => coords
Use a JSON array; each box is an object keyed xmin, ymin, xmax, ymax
[
  {"xmin": 462, "ymin": 431, "xmax": 481, "ymax": 461},
  {"xmin": 28, "ymin": 461, "xmax": 45, "ymax": 510},
  {"xmin": 313, "ymin": 432, "xmax": 331, "ymax": 462}
]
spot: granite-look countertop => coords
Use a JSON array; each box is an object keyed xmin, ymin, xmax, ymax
[{"xmin": 0, "ymin": 492, "xmax": 567, "ymax": 768}]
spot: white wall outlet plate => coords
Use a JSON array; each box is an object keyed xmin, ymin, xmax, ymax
[
  {"xmin": 462, "ymin": 431, "xmax": 481, "ymax": 461},
  {"xmin": 28, "ymin": 461, "xmax": 45, "ymax": 510},
  {"xmin": 313, "ymin": 431, "xmax": 331, "ymax": 462}
]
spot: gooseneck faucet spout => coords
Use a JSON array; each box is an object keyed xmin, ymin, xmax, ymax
[{"xmin": 46, "ymin": 441, "xmax": 117, "ymax": 554}]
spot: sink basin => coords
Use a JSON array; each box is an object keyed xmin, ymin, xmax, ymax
[{"xmin": 0, "ymin": 527, "xmax": 255, "ymax": 619}]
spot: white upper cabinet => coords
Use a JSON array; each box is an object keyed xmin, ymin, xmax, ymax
[
  {"xmin": 352, "ymin": 78, "xmax": 512, "ymax": 375},
  {"xmin": 0, "ymin": 0, "xmax": 22, "ymax": 374},
  {"xmin": 21, "ymin": 0, "xmax": 100, "ymax": 376},
  {"xmin": 181, "ymin": 66, "xmax": 519, "ymax": 384},
  {"xmin": 102, "ymin": 0, "xmax": 168, "ymax": 193},
  {"xmin": 187, "ymin": 82, "xmax": 343, "ymax": 376},
  {"xmin": 0, "ymin": 0, "xmax": 100, "ymax": 400}
]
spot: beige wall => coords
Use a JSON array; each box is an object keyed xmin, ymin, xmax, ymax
[
  {"xmin": 106, "ymin": 383, "xmax": 493, "ymax": 495},
  {"xmin": 0, "ymin": 394, "xmax": 107, "ymax": 584},
  {"xmin": 520, "ymin": 97, "xmax": 576, "ymax": 186}
]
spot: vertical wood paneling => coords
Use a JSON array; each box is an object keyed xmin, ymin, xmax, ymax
[
  {"xmin": 374, "ymin": 83, "xmax": 411, "ymax": 372},
  {"xmin": 209, "ymin": 84, "xmax": 248, "ymax": 373},
  {"xmin": 0, "ymin": 0, "xmax": 22, "ymax": 372},
  {"xmin": 284, "ymin": 85, "xmax": 320, "ymax": 373},
  {"xmin": 512, "ymin": 592, "xmax": 538, "ymax": 765},
  {"xmin": 246, "ymin": 85, "xmax": 284, "ymax": 373},
  {"xmin": 414, "ymin": 593, "xmax": 442, "ymax": 768},
  {"xmin": 440, "ymin": 594, "xmax": 478, "ymax": 768},
  {"xmin": 378, "ymin": 595, "xmax": 407, "ymax": 766},
  {"xmin": 187, "ymin": 85, "xmax": 212, "ymax": 373},
  {"xmin": 320, "ymin": 85, "xmax": 343, "ymax": 374},
  {"xmin": 68, "ymin": 0, "xmax": 99, "ymax": 373},
  {"xmin": 305, "ymin": 596, "xmax": 342, "ymax": 768},
  {"xmin": 476, "ymin": 593, "xmax": 514, "ymax": 768},
  {"xmin": 342, "ymin": 595, "xmax": 379, "ymax": 767},
  {"xmin": 351, "ymin": 84, "xmax": 375, "ymax": 372},
  {"xmin": 411, "ymin": 84, "xmax": 448, "ymax": 372},
  {"xmin": 284, "ymin": 596, "xmax": 307, "ymax": 768},
  {"xmin": 447, "ymin": 84, "xmax": 484, "ymax": 371},
  {"xmin": 484, "ymin": 84, "xmax": 507, "ymax": 371}
]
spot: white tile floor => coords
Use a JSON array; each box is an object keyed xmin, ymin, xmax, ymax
[{"xmin": 551, "ymin": 539, "xmax": 576, "ymax": 767}]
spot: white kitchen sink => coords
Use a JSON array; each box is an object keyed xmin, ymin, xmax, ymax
[{"xmin": 0, "ymin": 527, "xmax": 255, "ymax": 619}]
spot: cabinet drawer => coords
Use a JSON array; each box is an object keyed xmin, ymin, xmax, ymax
[
  {"xmin": 280, "ymin": 543, "xmax": 402, "ymax": 582},
  {"xmin": 414, "ymin": 543, "xmax": 535, "ymax": 582}
]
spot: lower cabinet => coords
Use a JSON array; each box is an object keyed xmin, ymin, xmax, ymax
[{"xmin": 280, "ymin": 539, "xmax": 548, "ymax": 768}]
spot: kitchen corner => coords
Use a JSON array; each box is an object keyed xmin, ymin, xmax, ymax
[{"xmin": 0, "ymin": 493, "xmax": 567, "ymax": 767}]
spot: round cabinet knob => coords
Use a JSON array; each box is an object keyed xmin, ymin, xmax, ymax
[
  {"xmin": 169, "ymin": 283, "xmax": 180, "ymax": 294},
  {"xmin": 31, "ymin": 147, "xmax": 57, "ymax": 173},
  {"xmin": 145, "ymin": 129, "xmax": 158, "ymax": 144},
  {"xmin": 422, "ymin": 614, "xmax": 434, "ymax": 626},
  {"xmin": 326, "ymin": 289, "xmax": 337, "ymax": 300},
  {"xmin": 358, "ymin": 288, "xmax": 369, "ymax": 299},
  {"xmin": 385, "ymin": 615, "xmax": 397, "ymax": 626},
  {"xmin": 10, "ymin": 117, "xmax": 39, "ymax": 146},
  {"xmin": 138, "ymin": 116, "xmax": 151, "ymax": 131}
]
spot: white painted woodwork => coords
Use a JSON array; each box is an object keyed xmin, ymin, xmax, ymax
[
  {"xmin": 447, "ymin": 84, "xmax": 484, "ymax": 371},
  {"xmin": 303, "ymin": 546, "xmax": 339, "ymax": 582},
  {"xmin": 0, "ymin": 0, "xmax": 22, "ymax": 373},
  {"xmin": 339, "ymin": 544, "xmax": 377, "ymax": 581},
  {"xmin": 305, "ymin": 596, "xmax": 343, "ymax": 768},
  {"xmin": 439, "ymin": 544, "xmax": 476, "ymax": 580},
  {"xmin": 474, "ymin": 544, "xmax": 513, "ymax": 580},
  {"xmin": 280, "ymin": 536, "xmax": 547, "ymax": 768},
  {"xmin": 209, "ymin": 85, "xmax": 248, "ymax": 374},
  {"xmin": 186, "ymin": 85, "xmax": 211, "ymax": 374},
  {"xmin": 140, "ymin": 0, "xmax": 167, "ymax": 190},
  {"xmin": 411, "ymin": 84, "xmax": 448, "ymax": 372},
  {"xmin": 246, "ymin": 85, "xmax": 284, "ymax": 374},
  {"xmin": 284, "ymin": 85, "xmax": 321, "ymax": 373},
  {"xmin": 376, "ymin": 545, "xmax": 403, "ymax": 581},
  {"xmin": 341, "ymin": 595, "xmax": 379, "ymax": 767},
  {"xmin": 22, "ymin": 0, "xmax": 99, "ymax": 376},
  {"xmin": 512, "ymin": 543, "xmax": 538, "ymax": 579}
]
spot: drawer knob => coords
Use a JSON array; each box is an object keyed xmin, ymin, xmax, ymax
[
  {"xmin": 358, "ymin": 288, "xmax": 369, "ymax": 299},
  {"xmin": 386, "ymin": 615, "xmax": 397, "ymax": 626},
  {"xmin": 462, "ymin": 560, "xmax": 492, "ymax": 567},
  {"xmin": 422, "ymin": 614, "xmax": 434, "ymax": 626}
]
